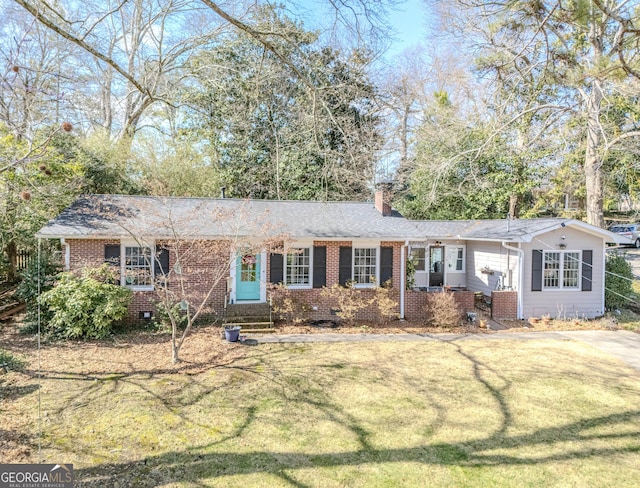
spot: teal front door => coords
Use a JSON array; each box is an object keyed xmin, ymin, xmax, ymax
[{"xmin": 236, "ymin": 253, "xmax": 261, "ymax": 300}]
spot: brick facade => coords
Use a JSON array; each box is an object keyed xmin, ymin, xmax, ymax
[
  {"xmin": 491, "ymin": 290, "xmax": 518, "ymax": 319},
  {"xmin": 66, "ymin": 237, "xmax": 520, "ymax": 325},
  {"xmin": 67, "ymin": 239, "xmax": 228, "ymax": 325},
  {"xmin": 68, "ymin": 238, "xmax": 406, "ymax": 325},
  {"xmin": 405, "ymin": 289, "xmax": 475, "ymax": 322},
  {"xmin": 267, "ymin": 240, "xmax": 404, "ymax": 322}
]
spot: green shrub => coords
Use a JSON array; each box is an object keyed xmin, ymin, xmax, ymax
[
  {"xmin": 39, "ymin": 265, "xmax": 132, "ymax": 339},
  {"xmin": 605, "ymin": 254, "xmax": 634, "ymax": 310},
  {"xmin": 0, "ymin": 349, "xmax": 24, "ymax": 371},
  {"xmin": 16, "ymin": 250, "xmax": 61, "ymax": 334},
  {"xmin": 152, "ymin": 301, "xmax": 189, "ymax": 332}
]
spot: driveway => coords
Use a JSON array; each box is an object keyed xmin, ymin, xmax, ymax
[
  {"xmin": 256, "ymin": 330, "xmax": 640, "ymax": 372},
  {"xmin": 624, "ymin": 248, "xmax": 640, "ymax": 279},
  {"xmin": 609, "ymin": 246, "xmax": 640, "ymax": 279}
]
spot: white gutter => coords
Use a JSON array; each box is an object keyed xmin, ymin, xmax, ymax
[
  {"xmin": 60, "ymin": 238, "xmax": 70, "ymax": 271},
  {"xmin": 400, "ymin": 240, "xmax": 408, "ymax": 320},
  {"xmin": 501, "ymin": 241, "xmax": 524, "ymax": 319}
]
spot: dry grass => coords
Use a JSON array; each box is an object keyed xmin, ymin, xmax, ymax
[
  {"xmin": 1, "ymin": 322, "xmax": 639, "ymax": 487},
  {"xmin": 497, "ymin": 311, "xmax": 640, "ymax": 333}
]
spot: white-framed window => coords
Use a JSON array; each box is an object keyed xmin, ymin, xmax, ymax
[
  {"xmin": 353, "ymin": 247, "xmax": 377, "ymax": 285},
  {"xmin": 410, "ymin": 247, "xmax": 426, "ymax": 271},
  {"xmin": 286, "ymin": 247, "xmax": 311, "ymax": 288},
  {"xmin": 446, "ymin": 246, "xmax": 466, "ymax": 273},
  {"xmin": 122, "ymin": 242, "xmax": 154, "ymax": 290},
  {"xmin": 543, "ymin": 250, "xmax": 580, "ymax": 290}
]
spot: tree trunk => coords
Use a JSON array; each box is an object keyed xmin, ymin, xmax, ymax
[
  {"xmin": 508, "ymin": 193, "xmax": 520, "ymax": 219},
  {"xmin": 171, "ymin": 320, "xmax": 180, "ymax": 364},
  {"xmin": 171, "ymin": 339, "xmax": 180, "ymax": 364},
  {"xmin": 584, "ymin": 79, "xmax": 604, "ymax": 228},
  {"xmin": 5, "ymin": 240, "xmax": 18, "ymax": 282}
]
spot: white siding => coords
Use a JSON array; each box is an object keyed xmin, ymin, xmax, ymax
[
  {"xmin": 466, "ymin": 241, "xmax": 520, "ymax": 295},
  {"xmin": 521, "ymin": 227, "xmax": 605, "ymax": 319}
]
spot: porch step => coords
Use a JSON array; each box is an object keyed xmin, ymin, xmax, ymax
[
  {"xmin": 225, "ymin": 303, "xmax": 271, "ymax": 318},
  {"xmin": 225, "ymin": 316, "xmax": 271, "ymax": 324},
  {"xmin": 241, "ymin": 329, "xmax": 276, "ymax": 334},
  {"xmin": 224, "ymin": 302, "xmax": 273, "ymax": 333},
  {"xmin": 223, "ymin": 321, "xmax": 275, "ymax": 335},
  {"xmin": 224, "ymin": 321, "xmax": 274, "ymax": 328}
]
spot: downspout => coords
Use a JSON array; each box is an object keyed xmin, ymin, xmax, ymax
[
  {"xmin": 501, "ymin": 241, "xmax": 523, "ymax": 319},
  {"xmin": 400, "ymin": 240, "xmax": 408, "ymax": 320},
  {"xmin": 60, "ymin": 238, "xmax": 70, "ymax": 271}
]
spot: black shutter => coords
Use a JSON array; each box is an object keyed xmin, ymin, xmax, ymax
[
  {"xmin": 532, "ymin": 250, "xmax": 543, "ymax": 291},
  {"xmin": 104, "ymin": 244, "xmax": 121, "ymax": 285},
  {"xmin": 104, "ymin": 244, "xmax": 120, "ymax": 266},
  {"xmin": 339, "ymin": 246, "xmax": 352, "ymax": 286},
  {"xmin": 154, "ymin": 246, "xmax": 170, "ymax": 276},
  {"xmin": 270, "ymin": 253, "xmax": 284, "ymax": 284},
  {"xmin": 313, "ymin": 246, "xmax": 326, "ymax": 288},
  {"xmin": 582, "ymin": 250, "xmax": 593, "ymax": 291},
  {"xmin": 380, "ymin": 247, "xmax": 393, "ymax": 286}
]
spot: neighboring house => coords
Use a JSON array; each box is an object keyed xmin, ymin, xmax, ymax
[{"xmin": 36, "ymin": 191, "xmax": 624, "ymax": 324}]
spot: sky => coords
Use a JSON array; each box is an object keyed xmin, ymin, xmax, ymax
[
  {"xmin": 293, "ymin": 0, "xmax": 429, "ymax": 58},
  {"xmin": 385, "ymin": 0, "xmax": 429, "ymax": 56}
]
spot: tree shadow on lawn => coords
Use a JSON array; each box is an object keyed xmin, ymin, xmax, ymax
[
  {"xmin": 72, "ymin": 409, "xmax": 640, "ymax": 487},
  {"xmin": 7, "ymin": 322, "xmax": 639, "ymax": 483},
  {"xmin": 70, "ymin": 342, "xmax": 640, "ymax": 486}
]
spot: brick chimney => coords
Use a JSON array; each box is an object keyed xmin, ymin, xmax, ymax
[{"xmin": 374, "ymin": 183, "xmax": 393, "ymax": 216}]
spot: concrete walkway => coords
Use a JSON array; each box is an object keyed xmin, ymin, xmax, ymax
[{"xmin": 255, "ymin": 330, "xmax": 640, "ymax": 372}]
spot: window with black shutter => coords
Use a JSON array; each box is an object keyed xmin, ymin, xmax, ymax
[
  {"xmin": 153, "ymin": 246, "xmax": 170, "ymax": 289},
  {"xmin": 154, "ymin": 246, "xmax": 170, "ymax": 276},
  {"xmin": 582, "ymin": 250, "xmax": 593, "ymax": 291},
  {"xmin": 270, "ymin": 253, "xmax": 284, "ymax": 284},
  {"xmin": 339, "ymin": 246, "xmax": 352, "ymax": 286},
  {"xmin": 532, "ymin": 250, "xmax": 543, "ymax": 291},
  {"xmin": 104, "ymin": 244, "xmax": 120, "ymax": 266},
  {"xmin": 380, "ymin": 247, "xmax": 393, "ymax": 286},
  {"xmin": 104, "ymin": 244, "xmax": 121, "ymax": 285},
  {"xmin": 313, "ymin": 246, "xmax": 326, "ymax": 288}
]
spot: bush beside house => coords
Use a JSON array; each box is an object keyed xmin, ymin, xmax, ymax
[{"xmin": 39, "ymin": 265, "xmax": 132, "ymax": 338}]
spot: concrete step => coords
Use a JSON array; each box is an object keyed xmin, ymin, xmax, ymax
[
  {"xmin": 226, "ymin": 303, "xmax": 271, "ymax": 318},
  {"xmin": 224, "ymin": 321, "xmax": 274, "ymax": 329},
  {"xmin": 225, "ymin": 316, "xmax": 271, "ymax": 324}
]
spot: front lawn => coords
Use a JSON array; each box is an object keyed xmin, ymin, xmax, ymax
[{"xmin": 2, "ymin": 326, "xmax": 639, "ymax": 487}]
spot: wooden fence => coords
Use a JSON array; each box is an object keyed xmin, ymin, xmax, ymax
[{"xmin": 15, "ymin": 250, "xmax": 35, "ymax": 271}]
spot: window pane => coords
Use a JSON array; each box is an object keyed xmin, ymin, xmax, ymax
[
  {"xmin": 354, "ymin": 248, "xmax": 376, "ymax": 284},
  {"xmin": 563, "ymin": 252, "xmax": 580, "ymax": 288},
  {"xmin": 411, "ymin": 248, "xmax": 425, "ymax": 271},
  {"xmin": 241, "ymin": 255, "xmax": 257, "ymax": 282},
  {"xmin": 543, "ymin": 252, "xmax": 560, "ymax": 288},
  {"xmin": 286, "ymin": 248, "xmax": 310, "ymax": 285},
  {"xmin": 125, "ymin": 246, "xmax": 152, "ymax": 286},
  {"xmin": 456, "ymin": 248, "xmax": 464, "ymax": 271}
]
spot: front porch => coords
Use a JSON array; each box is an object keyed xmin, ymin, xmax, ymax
[{"xmin": 404, "ymin": 288, "xmax": 518, "ymax": 322}]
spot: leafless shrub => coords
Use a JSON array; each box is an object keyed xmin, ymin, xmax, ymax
[
  {"xmin": 373, "ymin": 279, "xmax": 399, "ymax": 325},
  {"xmin": 320, "ymin": 282, "xmax": 374, "ymax": 326},
  {"xmin": 268, "ymin": 283, "xmax": 312, "ymax": 325},
  {"xmin": 424, "ymin": 290, "xmax": 463, "ymax": 328}
]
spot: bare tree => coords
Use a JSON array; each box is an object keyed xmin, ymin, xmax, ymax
[
  {"xmin": 13, "ymin": 0, "xmax": 225, "ymax": 141},
  {"xmin": 107, "ymin": 197, "xmax": 287, "ymax": 363}
]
